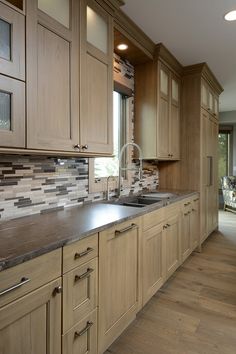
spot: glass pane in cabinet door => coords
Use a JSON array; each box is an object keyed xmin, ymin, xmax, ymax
[
  {"xmin": 172, "ymin": 79, "xmax": 179, "ymax": 102},
  {"xmin": 160, "ymin": 69, "xmax": 168, "ymax": 96},
  {"xmin": 38, "ymin": 0, "xmax": 70, "ymax": 28},
  {"xmin": 87, "ymin": 6, "xmax": 107, "ymax": 53},
  {"xmin": 0, "ymin": 19, "xmax": 11, "ymax": 61},
  {"xmin": 0, "ymin": 91, "xmax": 11, "ymax": 130}
]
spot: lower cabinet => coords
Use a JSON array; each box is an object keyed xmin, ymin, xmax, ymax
[
  {"xmin": 0, "ymin": 278, "xmax": 62, "ymax": 354},
  {"xmin": 191, "ymin": 197, "xmax": 200, "ymax": 250},
  {"xmin": 142, "ymin": 211, "xmax": 165, "ymax": 306},
  {"xmin": 62, "ymin": 309, "xmax": 97, "ymax": 354},
  {"xmin": 98, "ymin": 218, "xmax": 141, "ymax": 354},
  {"xmin": 164, "ymin": 212, "xmax": 181, "ymax": 280}
]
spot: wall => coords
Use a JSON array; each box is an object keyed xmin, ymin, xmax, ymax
[
  {"xmin": 219, "ymin": 111, "xmax": 236, "ymax": 175},
  {"xmin": 0, "ymin": 54, "xmax": 159, "ymax": 221}
]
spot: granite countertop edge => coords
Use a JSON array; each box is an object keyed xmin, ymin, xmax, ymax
[{"xmin": 0, "ymin": 191, "xmax": 198, "ymax": 272}]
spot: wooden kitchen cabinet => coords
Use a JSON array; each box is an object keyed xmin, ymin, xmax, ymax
[
  {"xmin": 181, "ymin": 200, "xmax": 192, "ymax": 262},
  {"xmin": 191, "ymin": 197, "xmax": 200, "ymax": 250},
  {"xmin": 62, "ymin": 309, "xmax": 97, "ymax": 354},
  {"xmin": 143, "ymin": 219, "xmax": 165, "ymax": 306},
  {"xmin": 0, "ymin": 1, "xmax": 25, "ymax": 80},
  {"xmin": 0, "ymin": 278, "xmax": 62, "ymax": 354},
  {"xmin": 164, "ymin": 212, "xmax": 181, "ymax": 280},
  {"xmin": 135, "ymin": 44, "xmax": 181, "ymax": 160},
  {"xmin": 98, "ymin": 218, "xmax": 141, "ymax": 354},
  {"xmin": 26, "ymin": 0, "xmax": 80, "ymax": 152},
  {"xmin": 80, "ymin": 0, "xmax": 113, "ymax": 155}
]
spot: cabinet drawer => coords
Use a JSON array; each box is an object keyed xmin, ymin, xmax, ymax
[
  {"xmin": 142, "ymin": 208, "xmax": 163, "ymax": 231},
  {"xmin": 63, "ymin": 258, "xmax": 98, "ymax": 333},
  {"xmin": 63, "ymin": 234, "xmax": 98, "ymax": 274},
  {"xmin": 63, "ymin": 309, "xmax": 97, "ymax": 354},
  {"xmin": 0, "ymin": 249, "xmax": 61, "ymax": 308}
]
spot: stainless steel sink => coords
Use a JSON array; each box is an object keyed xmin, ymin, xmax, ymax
[{"xmin": 105, "ymin": 196, "xmax": 164, "ymax": 208}]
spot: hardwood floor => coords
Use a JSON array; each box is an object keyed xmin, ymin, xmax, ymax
[{"xmin": 105, "ymin": 211, "xmax": 236, "ymax": 354}]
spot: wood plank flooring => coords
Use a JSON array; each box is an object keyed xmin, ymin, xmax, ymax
[{"xmin": 105, "ymin": 211, "xmax": 236, "ymax": 354}]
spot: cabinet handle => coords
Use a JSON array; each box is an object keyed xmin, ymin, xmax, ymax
[
  {"xmin": 184, "ymin": 212, "xmax": 189, "ymax": 216},
  {"xmin": 74, "ymin": 268, "xmax": 94, "ymax": 282},
  {"xmin": 74, "ymin": 247, "xmax": 93, "ymax": 259},
  {"xmin": 193, "ymin": 198, "xmax": 199, "ymax": 202},
  {"xmin": 115, "ymin": 223, "xmax": 137, "ymax": 236},
  {"xmin": 166, "ymin": 223, "xmax": 170, "ymax": 227},
  {"xmin": 192, "ymin": 208, "xmax": 195, "ymax": 212},
  {"xmin": 53, "ymin": 285, "xmax": 63, "ymax": 296},
  {"xmin": 74, "ymin": 321, "xmax": 93, "ymax": 338},
  {"xmin": 0, "ymin": 277, "xmax": 30, "ymax": 297},
  {"xmin": 74, "ymin": 144, "xmax": 80, "ymax": 151},
  {"xmin": 184, "ymin": 202, "xmax": 190, "ymax": 206},
  {"xmin": 81, "ymin": 144, "xmax": 88, "ymax": 150}
]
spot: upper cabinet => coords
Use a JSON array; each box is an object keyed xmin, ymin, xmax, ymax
[
  {"xmin": 0, "ymin": 1, "xmax": 25, "ymax": 80},
  {"xmin": 26, "ymin": 0, "xmax": 80, "ymax": 152},
  {"xmin": 25, "ymin": 0, "xmax": 113, "ymax": 155},
  {"xmin": 0, "ymin": 1, "xmax": 25, "ymax": 148},
  {"xmin": 80, "ymin": 0, "xmax": 113, "ymax": 155},
  {"xmin": 135, "ymin": 44, "xmax": 182, "ymax": 160},
  {"xmin": 201, "ymin": 79, "xmax": 219, "ymax": 120}
]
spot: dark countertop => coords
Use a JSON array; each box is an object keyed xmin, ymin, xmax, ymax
[{"xmin": 0, "ymin": 190, "xmax": 198, "ymax": 271}]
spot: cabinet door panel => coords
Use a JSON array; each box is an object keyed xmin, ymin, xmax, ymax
[
  {"xmin": 99, "ymin": 219, "xmax": 140, "ymax": 353},
  {"xmin": 181, "ymin": 211, "xmax": 191, "ymax": 261},
  {"xmin": 0, "ymin": 278, "xmax": 61, "ymax": 354},
  {"xmin": 158, "ymin": 97, "xmax": 169, "ymax": 158},
  {"xmin": 0, "ymin": 2, "xmax": 25, "ymax": 80},
  {"xmin": 0, "ymin": 75, "xmax": 25, "ymax": 147},
  {"xmin": 170, "ymin": 103, "xmax": 180, "ymax": 159},
  {"xmin": 143, "ymin": 223, "xmax": 165, "ymax": 305},
  {"xmin": 165, "ymin": 214, "xmax": 180, "ymax": 279},
  {"xmin": 160, "ymin": 68, "xmax": 169, "ymax": 97},
  {"xmin": 191, "ymin": 199, "xmax": 199, "ymax": 250},
  {"xmin": 63, "ymin": 258, "xmax": 97, "ymax": 333},
  {"xmin": 27, "ymin": 0, "xmax": 79, "ymax": 152},
  {"xmin": 80, "ymin": 0, "xmax": 113, "ymax": 155}
]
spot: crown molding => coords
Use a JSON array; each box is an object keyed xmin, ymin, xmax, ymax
[
  {"xmin": 183, "ymin": 63, "xmax": 223, "ymax": 94},
  {"xmin": 155, "ymin": 43, "xmax": 183, "ymax": 76}
]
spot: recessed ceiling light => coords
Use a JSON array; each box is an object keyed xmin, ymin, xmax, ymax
[
  {"xmin": 224, "ymin": 10, "xmax": 236, "ymax": 21},
  {"xmin": 117, "ymin": 43, "xmax": 128, "ymax": 51}
]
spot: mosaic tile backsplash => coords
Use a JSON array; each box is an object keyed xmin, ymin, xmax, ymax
[{"xmin": 0, "ymin": 155, "xmax": 158, "ymax": 220}]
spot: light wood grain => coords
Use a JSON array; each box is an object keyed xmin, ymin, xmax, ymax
[
  {"xmin": 63, "ymin": 257, "xmax": 98, "ymax": 333},
  {"xmin": 0, "ymin": 278, "xmax": 61, "ymax": 354},
  {"xmin": 105, "ymin": 211, "xmax": 236, "ymax": 354},
  {"xmin": 98, "ymin": 218, "xmax": 141, "ymax": 354},
  {"xmin": 0, "ymin": 75, "xmax": 25, "ymax": 148},
  {"xmin": 0, "ymin": 249, "xmax": 61, "ymax": 308},
  {"xmin": 0, "ymin": 2, "xmax": 25, "ymax": 80}
]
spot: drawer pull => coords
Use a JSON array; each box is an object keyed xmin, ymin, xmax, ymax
[
  {"xmin": 74, "ymin": 247, "xmax": 93, "ymax": 260},
  {"xmin": 74, "ymin": 321, "xmax": 93, "ymax": 338},
  {"xmin": 194, "ymin": 198, "xmax": 199, "ymax": 202},
  {"xmin": 74, "ymin": 268, "xmax": 94, "ymax": 282},
  {"xmin": 115, "ymin": 223, "xmax": 137, "ymax": 236},
  {"xmin": 184, "ymin": 212, "xmax": 189, "ymax": 216},
  {"xmin": 0, "ymin": 277, "xmax": 30, "ymax": 297}
]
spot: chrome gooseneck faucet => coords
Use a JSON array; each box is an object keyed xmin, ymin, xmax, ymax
[{"xmin": 118, "ymin": 142, "xmax": 143, "ymax": 197}]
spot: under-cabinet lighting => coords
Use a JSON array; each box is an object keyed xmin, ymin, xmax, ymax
[
  {"xmin": 224, "ymin": 10, "xmax": 236, "ymax": 21},
  {"xmin": 117, "ymin": 43, "xmax": 128, "ymax": 51}
]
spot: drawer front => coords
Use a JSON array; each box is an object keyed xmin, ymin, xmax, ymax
[
  {"xmin": 63, "ymin": 309, "xmax": 97, "ymax": 354},
  {"xmin": 142, "ymin": 208, "xmax": 163, "ymax": 231},
  {"xmin": 63, "ymin": 258, "xmax": 98, "ymax": 333},
  {"xmin": 0, "ymin": 249, "xmax": 61, "ymax": 308},
  {"xmin": 63, "ymin": 234, "xmax": 98, "ymax": 274}
]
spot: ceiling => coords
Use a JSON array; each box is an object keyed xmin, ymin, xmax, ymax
[{"xmin": 122, "ymin": 0, "xmax": 236, "ymax": 112}]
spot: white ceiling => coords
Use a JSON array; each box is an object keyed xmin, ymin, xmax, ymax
[{"xmin": 123, "ymin": 0, "xmax": 236, "ymax": 112}]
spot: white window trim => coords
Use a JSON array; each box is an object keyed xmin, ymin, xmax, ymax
[{"xmin": 89, "ymin": 96, "xmax": 133, "ymax": 194}]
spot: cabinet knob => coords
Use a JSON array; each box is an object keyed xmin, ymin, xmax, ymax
[
  {"xmin": 53, "ymin": 285, "xmax": 62, "ymax": 296},
  {"xmin": 82, "ymin": 144, "xmax": 88, "ymax": 150},
  {"xmin": 74, "ymin": 144, "xmax": 80, "ymax": 151}
]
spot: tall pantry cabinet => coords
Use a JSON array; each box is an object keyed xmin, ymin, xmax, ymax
[
  {"xmin": 159, "ymin": 64, "xmax": 223, "ymax": 245},
  {"xmin": 179, "ymin": 64, "xmax": 222, "ymax": 244}
]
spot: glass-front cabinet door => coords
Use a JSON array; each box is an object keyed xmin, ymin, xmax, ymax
[
  {"xmin": 0, "ymin": 2, "xmax": 25, "ymax": 80},
  {"xmin": 0, "ymin": 75, "xmax": 25, "ymax": 147},
  {"xmin": 38, "ymin": 0, "xmax": 70, "ymax": 28},
  {"xmin": 80, "ymin": 0, "xmax": 113, "ymax": 155}
]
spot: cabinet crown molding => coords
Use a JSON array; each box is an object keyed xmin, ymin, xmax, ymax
[
  {"xmin": 155, "ymin": 43, "xmax": 183, "ymax": 76},
  {"xmin": 183, "ymin": 63, "xmax": 223, "ymax": 95}
]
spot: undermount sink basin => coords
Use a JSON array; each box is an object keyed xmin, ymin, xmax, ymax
[{"xmin": 106, "ymin": 196, "xmax": 164, "ymax": 208}]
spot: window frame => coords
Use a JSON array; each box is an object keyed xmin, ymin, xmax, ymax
[{"xmin": 89, "ymin": 93, "xmax": 133, "ymax": 194}]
